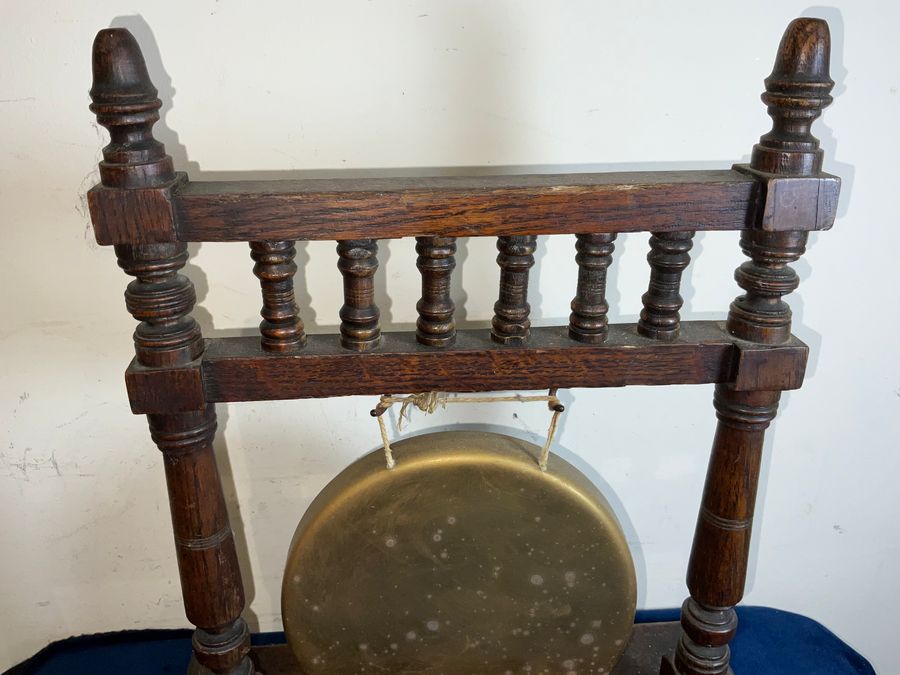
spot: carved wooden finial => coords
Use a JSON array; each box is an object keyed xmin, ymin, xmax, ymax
[
  {"xmin": 89, "ymin": 28, "xmax": 174, "ymax": 188},
  {"xmin": 750, "ymin": 18, "xmax": 834, "ymax": 176},
  {"xmin": 726, "ymin": 18, "xmax": 834, "ymax": 345}
]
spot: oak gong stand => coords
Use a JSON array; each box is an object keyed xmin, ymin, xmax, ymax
[{"xmin": 86, "ymin": 17, "xmax": 839, "ymax": 675}]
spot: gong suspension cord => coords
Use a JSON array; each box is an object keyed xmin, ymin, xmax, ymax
[{"xmin": 371, "ymin": 389, "xmax": 565, "ymax": 472}]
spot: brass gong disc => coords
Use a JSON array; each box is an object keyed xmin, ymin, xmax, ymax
[{"xmin": 282, "ymin": 431, "xmax": 636, "ymax": 673}]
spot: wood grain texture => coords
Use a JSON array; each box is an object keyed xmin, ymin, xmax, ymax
[
  {"xmin": 121, "ymin": 325, "xmax": 808, "ymax": 414},
  {"xmin": 172, "ymin": 170, "xmax": 759, "ymax": 241},
  {"xmin": 415, "ymin": 236, "xmax": 457, "ymax": 346},
  {"xmin": 126, "ymin": 359, "xmax": 205, "ymax": 414},
  {"xmin": 727, "ymin": 230, "xmax": 807, "ymax": 344},
  {"xmin": 668, "ymin": 17, "xmax": 835, "ymax": 675},
  {"xmin": 687, "ymin": 388, "xmax": 780, "ymax": 607},
  {"xmin": 750, "ymin": 19, "xmax": 834, "ymax": 176},
  {"xmin": 337, "ymin": 239, "xmax": 381, "ymax": 351},
  {"xmin": 89, "ymin": 28, "xmax": 173, "ymax": 189},
  {"xmin": 85, "ymin": 174, "xmax": 843, "ymax": 247},
  {"xmin": 84, "ymin": 20, "xmax": 841, "ymax": 675},
  {"xmin": 148, "ymin": 407, "xmax": 252, "ymax": 675},
  {"xmin": 198, "ymin": 322, "xmax": 807, "ymax": 405},
  {"xmin": 664, "ymin": 387, "xmax": 780, "ymax": 675},
  {"xmin": 731, "ymin": 166, "xmax": 840, "ymax": 232},
  {"xmin": 88, "ymin": 176, "xmax": 182, "ymax": 245},
  {"xmin": 91, "ymin": 27, "xmax": 255, "ymax": 675},
  {"xmin": 250, "ymin": 241, "xmax": 306, "ymax": 352},
  {"xmin": 637, "ymin": 232, "xmax": 695, "ymax": 341},
  {"xmin": 492, "ymin": 235, "xmax": 537, "ymax": 344},
  {"xmin": 569, "ymin": 233, "xmax": 616, "ymax": 343},
  {"xmin": 732, "ymin": 340, "xmax": 808, "ymax": 391},
  {"xmin": 85, "ymin": 169, "xmax": 843, "ymax": 245},
  {"xmin": 115, "ymin": 242, "xmax": 203, "ymax": 368}
]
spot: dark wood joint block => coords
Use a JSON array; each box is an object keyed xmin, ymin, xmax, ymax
[
  {"xmin": 125, "ymin": 355, "xmax": 206, "ymax": 414},
  {"xmin": 733, "ymin": 164, "xmax": 840, "ymax": 232},
  {"xmin": 731, "ymin": 337, "xmax": 809, "ymax": 391},
  {"xmin": 88, "ymin": 172, "xmax": 187, "ymax": 245}
]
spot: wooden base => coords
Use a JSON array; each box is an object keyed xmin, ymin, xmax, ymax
[{"xmin": 188, "ymin": 622, "xmax": 680, "ymax": 674}]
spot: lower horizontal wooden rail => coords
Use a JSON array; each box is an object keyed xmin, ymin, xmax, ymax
[
  {"xmin": 179, "ymin": 321, "xmax": 801, "ymax": 407},
  {"xmin": 125, "ymin": 322, "xmax": 807, "ymax": 413}
]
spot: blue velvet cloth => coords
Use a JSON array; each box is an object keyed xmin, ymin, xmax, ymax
[
  {"xmin": 5, "ymin": 607, "xmax": 874, "ymax": 674},
  {"xmin": 637, "ymin": 608, "xmax": 875, "ymax": 674}
]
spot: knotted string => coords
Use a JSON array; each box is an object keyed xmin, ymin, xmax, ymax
[{"xmin": 371, "ymin": 390, "xmax": 564, "ymax": 472}]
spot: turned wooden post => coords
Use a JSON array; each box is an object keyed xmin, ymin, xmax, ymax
[
  {"xmin": 337, "ymin": 239, "xmax": 381, "ymax": 351},
  {"xmin": 569, "ymin": 233, "xmax": 616, "ymax": 343},
  {"xmin": 415, "ymin": 236, "xmax": 457, "ymax": 347},
  {"xmin": 491, "ymin": 235, "xmax": 537, "ymax": 344},
  {"xmin": 663, "ymin": 18, "xmax": 834, "ymax": 675},
  {"xmin": 250, "ymin": 241, "xmax": 306, "ymax": 352},
  {"xmin": 638, "ymin": 232, "xmax": 695, "ymax": 341},
  {"xmin": 91, "ymin": 29, "xmax": 254, "ymax": 675}
]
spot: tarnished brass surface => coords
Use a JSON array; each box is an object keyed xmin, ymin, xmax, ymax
[
  {"xmin": 282, "ymin": 431, "xmax": 636, "ymax": 674},
  {"xmin": 188, "ymin": 624, "xmax": 680, "ymax": 675}
]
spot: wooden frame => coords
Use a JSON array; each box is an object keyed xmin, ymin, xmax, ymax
[{"xmin": 87, "ymin": 17, "xmax": 838, "ymax": 675}]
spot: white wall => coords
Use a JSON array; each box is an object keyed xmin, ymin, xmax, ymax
[{"xmin": 2, "ymin": 1, "xmax": 897, "ymax": 671}]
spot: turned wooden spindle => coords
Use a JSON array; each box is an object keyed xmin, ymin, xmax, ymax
[
  {"xmin": 569, "ymin": 233, "xmax": 616, "ymax": 343},
  {"xmin": 91, "ymin": 29, "xmax": 254, "ymax": 675},
  {"xmin": 415, "ymin": 236, "xmax": 457, "ymax": 347},
  {"xmin": 250, "ymin": 241, "xmax": 306, "ymax": 352},
  {"xmin": 664, "ymin": 18, "xmax": 835, "ymax": 675},
  {"xmin": 337, "ymin": 239, "xmax": 381, "ymax": 351},
  {"xmin": 115, "ymin": 242, "xmax": 202, "ymax": 368},
  {"xmin": 637, "ymin": 232, "xmax": 695, "ymax": 340},
  {"xmin": 491, "ymin": 235, "xmax": 537, "ymax": 345},
  {"xmin": 727, "ymin": 231, "xmax": 807, "ymax": 344}
]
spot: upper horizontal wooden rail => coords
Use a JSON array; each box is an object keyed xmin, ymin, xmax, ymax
[{"xmin": 87, "ymin": 168, "xmax": 840, "ymax": 245}]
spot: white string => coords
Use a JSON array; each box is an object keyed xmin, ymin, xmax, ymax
[
  {"xmin": 372, "ymin": 391, "xmax": 564, "ymax": 472},
  {"xmin": 539, "ymin": 408, "xmax": 562, "ymax": 472},
  {"xmin": 376, "ymin": 414, "xmax": 395, "ymax": 469}
]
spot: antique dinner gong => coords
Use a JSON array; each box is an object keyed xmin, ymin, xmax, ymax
[
  {"xmin": 87, "ymin": 18, "xmax": 838, "ymax": 675},
  {"xmin": 281, "ymin": 430, "xmax": 636, "ymax": 674}
]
